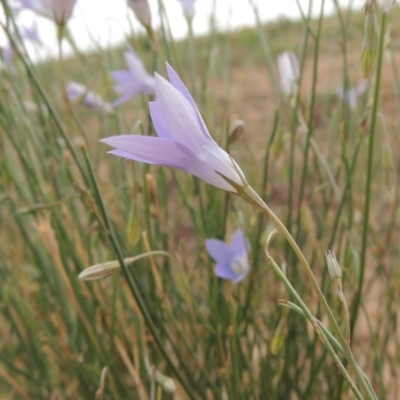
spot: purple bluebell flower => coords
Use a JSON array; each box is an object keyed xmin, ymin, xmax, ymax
[
  {"xmin": 17, "ymin": 0, "xmax": 76, "ymax": 25},
  {"xmin": 102, "ymin": 63, "xmax": 247, "ymax": 193},
  {"xmin": 176, "ymin": 0, "xmax": 197, "ymax": 20},
  {"xmin": 127, "ymin": 0, "xmax": 152, "ymax": 28},
  {"xmin": 111, "ymin": 49, "xmax": 155, "ymax": 107},
  {"xmin": 21, "ymin": 21, "xmax": 41, "ymax": 44},
  {"xmin": 205, "ymin": 229, "xmax": 250, "ymax": 283},
  {"xmin": 277, "ymin": 52, "xmax": 300, "ymax": 97},
  {"xmin": 336, "ymin": 82, "xmax": 367, "ymax": 110},
  {"xmin": 66, "ymin": 81, "xmax": 113, "ymax": 114},
  {"xmin": 1, "ymin": 43, "xmax": 15, "ymax": 67}
]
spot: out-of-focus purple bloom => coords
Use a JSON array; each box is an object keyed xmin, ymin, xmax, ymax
[
  {"xmin": 381, "ymin": 0, "xmax": 397, "ymax": 12},
  {"xmin": 176, "ymin": 0, "xmax": 197, "ymax": 20},
  {"xmin": 205, "ymin": 229, "xmax": 250, "ymax": 283},
  {"xmin": 1, "ymin": 43, "xmax": 15, "ymax": 67},
  {"xmin": 102, "ymin": 63, "xmax": 247, "ymax": 193},
  {"xmin": 17, "ymin": 0, "xmax": 76, "ymax": 25},
  {"xmin": 277, "ymin": 52, "xmax": 300, "ymax": 97},
  {"xmin": 21, "ymin": 21, "xmax": 41, "ymax": 44},
  {"xmin": 336, "ymin": 81, "xmax": 367, "ymax": 110},
  {"xmin": 127, "ymin": 0, "xmax": 151, "ymax": 28},
  {"xmin": 111, "ymin": 49, "xmax": 155, "ymax": 107},
  {"xmin": 66, "ymin": 81, "xmax": 113, "ymax": 114}
]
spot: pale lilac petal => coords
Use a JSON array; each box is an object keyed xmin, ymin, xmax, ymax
[
  {"xmin": 153, "ymin": 73, "xmax": 207, "ymax": 148},
  {"xmin": 232, "ymin": 269, "xmax": 250, "ymax": 284},
  {"xmin": 356, "ymin": 81, "xmax": 368, "ymax": 96},
  {"xmin": 176, "ymin": 0, "xmax": 196, "ymax": 19},
  {"xmin": 66, "ymin": 81, "xmax": 112, "ymax": 113},
  {"xmin": 111, "ymin": 49, "xmax": 155, "ymax": 106},
  {"xmin": 149, "ymin": 102, "xmax": 172, "ymax": 139},
  {"xmin": 127, "ymin": 0, "xmax": 151, "ymax": 27},
  {"xmin": 18, "ymin": 0, "xmax": 76, "ymax": 24},
  {"xmin": 166, "ymin": 63, "xmax": 212, "ymax": 141},
  {"xmin": 230, "ymin": 229, "xmax": 247, "ymax": 254},
  {"xmin": 215, "ymin": 263, "xmax": 238, "ymax": 281},
  {"xmin": 278, "ymin": 52, "xmax": 299, "ymax": 97},
  {"xmin": 205, "ymin": 239, "xmax": 234, "ymax": 263},
  {"xmin": 101, "ymin": 135, "xmax": 191, "ymax": 168},
  {"xmin": 206, "ymin": 230, "xmax": 250, "ymax": 284}
]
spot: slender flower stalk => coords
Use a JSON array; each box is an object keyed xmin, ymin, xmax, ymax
[{"xmin": 79, "ymin": 251, "xmax": 170, "ymax": 281}]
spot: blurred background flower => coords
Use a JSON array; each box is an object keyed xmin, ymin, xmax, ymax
[{"xmin": 205, "ymin": 229, "xmax": 250, "ymax": 283}]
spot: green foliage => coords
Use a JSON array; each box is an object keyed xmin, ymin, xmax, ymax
[{"xmin": 1, "ymin": 1, "xmax": 399, "ymax": 399}]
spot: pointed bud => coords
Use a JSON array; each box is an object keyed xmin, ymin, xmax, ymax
[
  {"xmin": 360, "ymin": 1, "xmax": 377, "ymax": 78},
  {"xmin": 229, "ymin": 119, "xmax": 245, "ymax": 143},
  {"xmin": 79, "ymin": 251, "xmax": 170, "ymax": 281},
  {"xmin": 78, "ymin": 260, "xmax": 121, "ymax": 281},
  {"xmin": 325, "ymin": 250, "xmax": 342, "ymax": 281},
  {"xmin": 270, "ymin": 318, "xmax": 286, "ymax": 355},
  {"xmin": 127, "ymin": 0, "xmax": 152, "ymax": 28},
  {"xmin": 155, "ymin": 371, "xmax": 177, "ymax": 393}
]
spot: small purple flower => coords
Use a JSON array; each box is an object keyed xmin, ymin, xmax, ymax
[
  {"xmin": 336, "ymin": 82, "xmax": 367, "ymax": 110},
  {"xmin": 127, "ymin": 0, "xmax": 152, "ymax": 28},
  {"xmin": 66, "ymin": 81, "xmax": 113, "ymax": 114},
  {"xmin": 176, "ymin": 0, "xmax": 197, "ymax": 20},
  {"xmin": 111, "ymin": 49, "xmax": 155, "ymax": 107},
  {"xmin": 21, "ymin": 21, "xmax": 41, "ymax": 44},
  {"xmin": 17, "ymin": 0, "xmax": 76, "ymax": 25},
  {"xmin": 205, "ymin": 229, "xmax": 250, "ymax": 283},
  {"xmin": 102, "ymin": 63, "xmax": 247, "ymax": 193},
  {"xmin": 1, "ymin": 43, "xmax": 15, "ymax": 67},
  {"xmin": 277, "ymin": 52, "xmax": 300, "ymax": 97}
]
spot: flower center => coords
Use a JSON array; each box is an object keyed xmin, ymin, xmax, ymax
[{"xmin": 231, "ymin": 254, "xmax": 248, "ymax": 275}]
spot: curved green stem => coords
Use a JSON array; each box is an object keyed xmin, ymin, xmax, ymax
[{"xmin": 240, "ymin": 185, "xmax": 378, "ymax": 400}]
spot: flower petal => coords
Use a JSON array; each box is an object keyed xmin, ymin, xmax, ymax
[
  {"xmin": 205, "ymin": 239, "xmax": 234, "ymax": 263},
  {"xmin": 215, "ymin": 262, "xmax": 238, "ymax": 281},
  {"xmin": 101, "ymin": 135, "xmax": 191, "ymax": 168},
  {"xmin": 230, "ymin": 229, "xmax": 248, "ymax": 255},
  {"xmin": 165, "ymin": 63, "xmax": 212, "ymax": 141},
  {"xmin": 232, "ymin": 269, "xmax": 250, "ymax": 284},
  {"xmin": 153, "ymin": 73, "xmax": 208, "ymax": 148}
]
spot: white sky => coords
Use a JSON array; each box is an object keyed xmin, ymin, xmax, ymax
[{"xmin": 1, "ymin": 0, "xmax": 365, "ymax": 59}]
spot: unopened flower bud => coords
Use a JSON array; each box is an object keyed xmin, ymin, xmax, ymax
[
  {"xmin": 229, "ymin": 120, "xmax": 245, "ymax": 143},
  {"xmin": 326, "ymin": 250, "xmax": 342, "ymax": 280},
  {"xmin": 127, "ymin": 0, "xmax": 152, "ymax": 28},
  {"xmin": 270, "ymin": 317, "xmax": 286, "ymax": 355},
  {"xmin": 155, "ymin": 371, "xmax": 176, "ymax": 393},
  {"xmin": 360, "ymin": 1, "xmax": 377, "ymax": 78}
]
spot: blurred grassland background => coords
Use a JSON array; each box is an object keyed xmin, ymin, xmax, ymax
[{"xmin": 1, "ymin": 2, "xmax": 400, "ymax": 399}]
